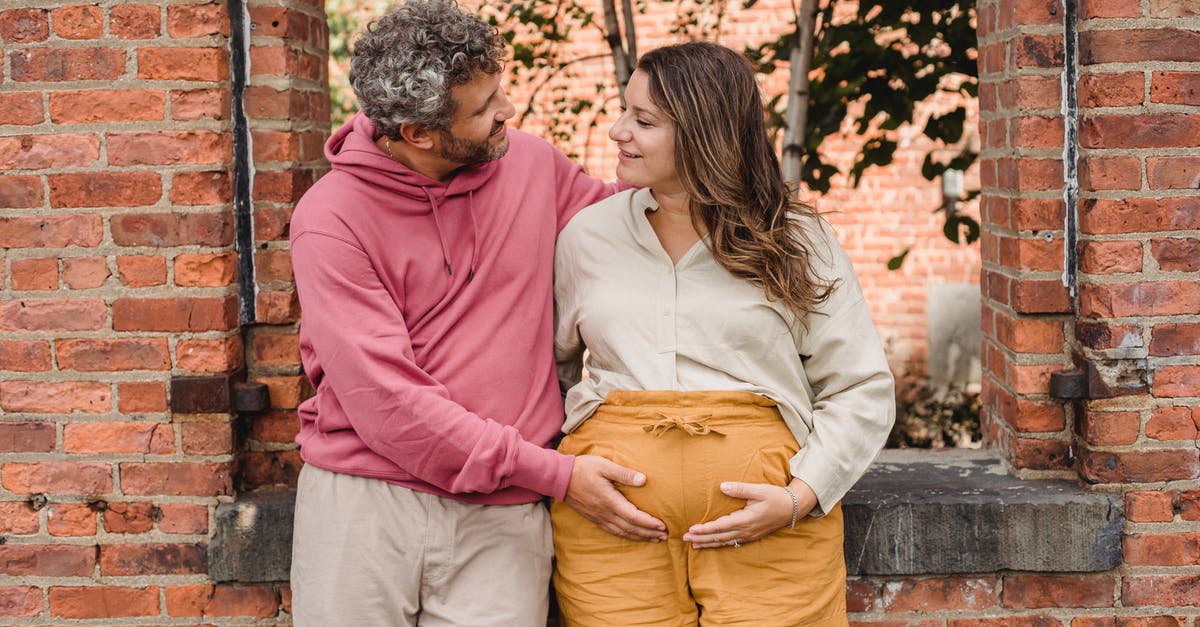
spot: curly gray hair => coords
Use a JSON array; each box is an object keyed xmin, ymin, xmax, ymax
[{"xmin": 350, "ymin": 0, "xmax": 503, "ymax": 137}]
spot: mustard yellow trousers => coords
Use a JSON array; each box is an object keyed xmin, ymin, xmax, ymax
[{"xmin": 552, "ymin": 391, "xmax": 848, "ymax": 627}]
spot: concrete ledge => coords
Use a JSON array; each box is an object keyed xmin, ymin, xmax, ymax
[
  {"xmin": 843, "ymin": 449, "xmax": 1123, "ymax": 575},
  {"xmin": 210, "ymin": 450, "xmax": 1123, "ymax": 582}
]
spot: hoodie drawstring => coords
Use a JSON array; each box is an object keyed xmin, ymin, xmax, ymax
[{"xmin": 423, "ymin": 187, "xmax": 478, "ymax": 283}]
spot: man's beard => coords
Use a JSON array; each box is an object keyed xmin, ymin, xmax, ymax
[{"xmin": 436, "ymin": 125, "xmax": 509, "ymax": 165}]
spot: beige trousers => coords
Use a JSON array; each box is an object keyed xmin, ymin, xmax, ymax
[{"xmin": 290, "ymin": 464, "xmax": 553, "ymax": 627}]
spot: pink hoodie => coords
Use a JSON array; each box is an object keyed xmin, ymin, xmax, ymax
[{"xmin": 289, "ymin": 113, "xmax": 619, "ymax": 504}]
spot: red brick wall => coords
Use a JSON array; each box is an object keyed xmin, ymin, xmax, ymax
[
  {"xmin": 2, "ymin": 0, "xmax": 1198, "ymax": 624},
  {"xmin": 0, "ymin": 0, "xmax": 322, "ymax": 620}
]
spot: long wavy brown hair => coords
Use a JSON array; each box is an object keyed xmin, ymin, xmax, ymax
[{"xmin": 637, "ymin": 41, "xmax": 837, "ymax": 320}]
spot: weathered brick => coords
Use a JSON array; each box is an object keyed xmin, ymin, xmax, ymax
[
  {"xmin": 0, "ymin": 175, "xmax": 44, "ymax": 208},
  {"xmin": 107, "ymin": 131, "xmax": 231, "ymax": 166},
  {"xmin": 0, "ymin": 380, "xmax": 111, "ymax": 414},
  {"xmin": 0, "ymin": 421, "xmax": 55, "ymax": 453},
  {"xmin": 174, "ymin": 252, "xmax": 237, "ymax": 287},
  {"xmin": 1078, "ymin": 72, "xmax": 1144, "ymax": 108},
  {"xmin": 240, "ymin": 450, "xmax": 303, "ymax": 487},
  {"xmin": 253, "ymin": 130, "xmax": 301, "ymax": 163},
  {"xmin": 166, "ymin": 584, "xmax": 279, "ymax": 617},
  {"xmin": 1150, "ymin": 324, "xmax": 1200, "ymax": 357},
  {"xmin": 1002, "ymin": 574, "xmax": 1115, "ymax": 608},
  {"xmin": 255, "ymin": 207, "xmax": 293, "ymax": 240},
  {"xmin": 1153, "ymin": 365, "xmax": 1200, "ymax": 398},
  {"xmin": 0, "ymin": 545, "xmax": 96, "ymax": 577},
  {"xmin": 1146, "ymin": 156, "xmax": 1200, "ymax": 189},
  {"xmin": 1123, "ymin": 575, "xmax": 1200, "ymax": 607},
  {"xmin": 117, "ymin": 381, "xmax": 168, "ymax": 413},
  {"xmin": 1082, "ymin": 29, "xmax": 1200, "ymax": 64},
  {"xmin": 1011, "ymin": 436, "xmax": 1073, "ymax": 471},
  {"xmin": 49, "ymin": 586, "xmax": 159, "ymax": 618},
  {"xmin": 1181, "ymin": 488, "xmax": 1200, "ymax": 522},
  {"xmin": 177, "ymin": 336, "xmax": 243, "ymax": 373},
  {"xmin": 882, "ymin": 577, "xmax": 1000, "ymax": 612},
  {"xmin": 1079, "ymin": 156, "xmax": 1141, "ymax": 191},
  {"xmin": 1124, "ymin": 532, "xmax": 1200, "ymax": 566},
  {"xmin": 171, "ymin": 88, "xmax": 230, "ymax": 121},
  {"xmin": 47, "ymin": 503, "xmax": 97, "ymax": 537},
  {"xmin": 103, "ymin": 501, "xmax": 157, "ymax": 534},
  {"xmin": 0, "ymin": 133, "xmax": 99, "ymax": 170},
  {"xmin": 1079, "ymin": 409, "xmax": 1140, "ymax": 446},
  {"xmin": 1080, "ymin": 282, "xmax": 1200, "ymax": 318},
  {"xmin": 254, "ymin": 169, "xmax": 313, "ymax": 203},
  {"xmin": 181, "ymin": 421, "xmax": 233, "ymax": 455},
  {"xmin": 1010, "ymin": 115, "xmax": 1063, "ymax": 148},
  {"xmin": 49, "ymin": 89, "xmax": 165, "ymax": 123},
  {"xmin": 138, "ymin": 47, "xmax": 228, "ymax": 81},
  {"xmin": 1011, "ymin": 34, "xmax": 1063, "ymax": 68},
  {"xmin": 120, "ymin": 462, "xmax": 233, "ymax": 496},
  {"xmin": 0, "ymin": 585, "xmax": 41, "ymax": 617},
  {"xmin": 61, "ymin": 256, "xmax": 109, "ymax": 289},
  {"xmin": 158, "ymin": 503, "xmax": 208, "ymax": 534},
  {"xmin": 0, "ymin": 8, "xmax": 49, "ymax": 43},
  {"xmin": 995, "ymin": 313, "xmax": 1065, "ymax": 354},
  {"xmin": 257, "ymin": 375, "xmax": 311, "ymax": 409},
  {"xmin": 111, "ymin": 211, "xmax": 232, "ymax": 247},
  {"xmin": 1151, "ymin": 238, "xmax": 1200, "ymax": 272},
  {"xmin": 49, "ymin": 172, "xmax": 161, "ymax": 208},
  {"xmin": 117, "ymin": 255, "xmax": 168, "ymax": 287},
  {"xmin": 0, "ymin": 341, "xmax": 53, "ymax": 372},
  {"xmin": 109, "ymin": 4, "xmax": 160, "ymax": 39},
  {"xmin": 50, "ymin": 5, "xmax": 103, "ymax": 39},
  {"xmin": 1081, "ymin": 448, "xmax": 1200, "ymax": 483},
  {"xmin": 249, "ymin": 409, "xmax": 300, "ymax": 445},
  {"xmin": 1146, "ymin": 405, "xmax": 1200, "ymax": 442},
  {"xmin": 0, "ymin": 92, "xmax": 44, "ymax": 125},
  {"xmin": 1, "ymin": 461, "xmax": 112, "ymax": 494},
  {"xmin": 113, "ymin": 296, "xmax": 238, "ymax": 332},
  {"xmin": 10, "ymin": 257, "xmax": 58, "ymax": 290},
  {"xmin": 63, "ymin": 422, "xmax": 173, "ymax": 454},
  {"xmin": 171, "ymin": 170, "xmax": 233, "ymax": 205},
  {"xmin": 1151, "ymin": 71, "xmax": 1200, "ymax": 105},
  {"xmin": 1080, "ymin": 0, "xmax": 1143, "ymax": 18},
  {"xmin": 57, "ymin": 338, "xmax": 170, "ymax": 372},
  {"xmin": 167, "ymin": 3, "xmax": 228, "ymax": 38},
  {"xmin": 0, "ymin": 502, "xmax": 39, "ymax": 535},
  {"xmin": 256, "ymin": 290, "xmax": 301, "ymax": 324},
  {"xmin": 1126, "ymin": 490, "xmax": 1175, "ymax": 523},
  {"xmin": 1070, "ymin": 617, "xmax": 1186, "ymax": 627},
  {"xmin": 1149, "ymin": 0, "xmax": 1200, "ymax": 17},
  {"xmin": 1079, "ymin": 240, "xmax": 1142, "ymax": 274},
  {"xmin": 255, "ymin": 249, "xmax": 294, "ymax": 283},
  {"xmin": 1011, "ymin": 198, "xmax": 1065, "ymax": 231},
  {"xmin": 99, "ymin": 543, "xmax": 205, "ymax": 575},
  {"xmin": 1080, "ymin": 114, "xmax": 1200, "ymax": 149},
  {"xmin": 950, "ymin": 618, "xmax": 1063, "ymax": 627},
  {"xmin": 0, "ymin": 299, "xmax": 106, "ymax": 331},
  {"xmin": 10, "ymin": 47, "xmax": 125, "ymax": 81},
  {"xmin": 251, "ymin": 332, "xmax": 301, "ymax": 367}
]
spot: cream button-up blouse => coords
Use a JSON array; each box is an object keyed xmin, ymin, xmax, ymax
[{"xmin": 554, "ymin": 188, "xmax": 896, "ymax": 514}]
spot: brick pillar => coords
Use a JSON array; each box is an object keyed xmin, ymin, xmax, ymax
[
  {"xmin": 237, "ymin": 0, "xmax": 328, "ymax": 490},
  {"xmin": 976, "ymin": 0, "xmax": 1075, "ymax": 473},
  {"xmin": 1072, "ymin": 3, "xmax": 1200, "ymax": 484},
  {"xmin": 0, "ymin": 0, "xmax": 247, "ymax": 621}
]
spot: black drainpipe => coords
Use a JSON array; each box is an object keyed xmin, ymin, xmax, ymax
[
  {"xmin": 1061, "ymin": 0, "xmax": 1079, "ymax": 309},
  {"xmin": 228, "ymin": 0, "xmax": 256, "ymax": 325}
]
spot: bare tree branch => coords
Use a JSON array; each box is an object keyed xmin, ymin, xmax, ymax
[{"xmin": 781, "ymin": 0, "xmax": 819, "ymax": 184}]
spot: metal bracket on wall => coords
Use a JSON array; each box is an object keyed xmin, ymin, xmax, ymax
[{"xmin": 1048, "ymin": 360, "xmax": 1149, "ymax": 401}]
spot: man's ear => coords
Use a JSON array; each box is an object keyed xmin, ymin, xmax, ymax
[{"xmin": 398, "ymin": 123, "xmax": 435, "ymax": 150}]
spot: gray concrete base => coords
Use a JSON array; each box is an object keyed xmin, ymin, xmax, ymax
[{"xmin": 209, "ymin": 450, "xmax": 1123, "ymax": 582}]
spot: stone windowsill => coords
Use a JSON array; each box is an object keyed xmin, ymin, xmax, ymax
[{"xmin": 209, "ymin": 449, "xmax": 1123, "ymax": 582}]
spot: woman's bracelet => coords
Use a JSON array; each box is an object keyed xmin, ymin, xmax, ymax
[{"xmin": 783, "ymin": 485, "xmax": 799, "ymax": 529}]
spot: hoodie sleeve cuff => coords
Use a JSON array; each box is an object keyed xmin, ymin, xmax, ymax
[{"xmin": 509, "ymin": 441, "xmax": 575, "ymax": 501}]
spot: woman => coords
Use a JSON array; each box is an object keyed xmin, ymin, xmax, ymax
[{"xmin": 552, "ymin": 42, "xmax": 895, "ymax": 626}]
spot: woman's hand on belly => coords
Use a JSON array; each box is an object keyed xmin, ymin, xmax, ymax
[{"xmin": 681, "ymin": 479, "xmax": 818, "ymax": 549}]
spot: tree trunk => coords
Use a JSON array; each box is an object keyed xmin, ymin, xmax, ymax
[
  {"xmin": 781, "ymin": 0, "xmax": 819, "ymax": 184},
  {"xmin": 601, "ymin": 0, "xmax": 633, "ymax": 96}
]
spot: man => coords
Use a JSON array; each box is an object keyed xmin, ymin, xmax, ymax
[{"xmin": 287, "ymin": 1, "xmax": 666, "ymax": 625}]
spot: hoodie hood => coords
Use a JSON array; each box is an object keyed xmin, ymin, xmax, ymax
[
  {"xmin": 325, "ymin": 112, "xmax": 488, "ymax": 279},
  {"xmin": 325, "ymin": 111, "xmax": 494, "ymax": 202}
]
